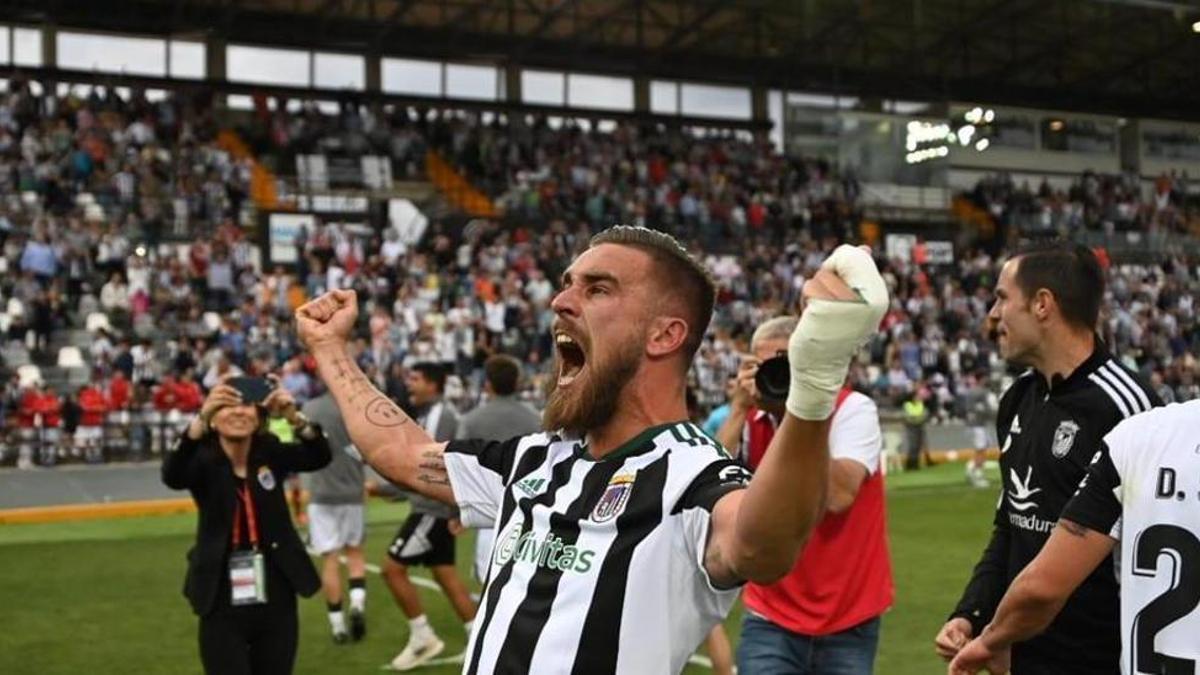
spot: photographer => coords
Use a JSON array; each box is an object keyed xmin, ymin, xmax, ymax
[
  {"xmin": 717, "ymin": 316, "xmax": 893, "ymax": 674},
  {"xmin": 162, "ymin": 376, "xmax": 331, "ymax": 675}
]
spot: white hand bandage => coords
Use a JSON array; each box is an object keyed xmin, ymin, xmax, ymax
[{"xmin": 786, "ymin": 245, "xmax": 889, "ymax": 420}]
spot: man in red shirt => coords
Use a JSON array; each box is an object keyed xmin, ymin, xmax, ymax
[
  {"xmin": 107, "ymin": 369, "xmax": 131, "ymax": 411},
  {"xmin": 77, "ymin": 383, "xmax": 109, "ymax": 463},
  {"xmin": 718, "ymin": 315, "xmax": 894, "ymax": 674},
  {"xmin": 168, "ymin": 370, "xmax": 202, "ymax": 412},
  {"xmin": 22, "ymin": 384, "xmax": 64, "ymax": 465}
]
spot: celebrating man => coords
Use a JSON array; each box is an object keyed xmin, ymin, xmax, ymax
[{"xmin": 296, "ymin": 226, "xmax": 888, "ymax": 674}]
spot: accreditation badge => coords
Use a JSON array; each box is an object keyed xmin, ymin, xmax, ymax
[{"xmin": 228, "ymin": 550, "xmax": 268, "ymax": 606}]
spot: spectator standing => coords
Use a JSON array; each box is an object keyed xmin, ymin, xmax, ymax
[
  {"xmin": 455, "ymin": 354, "xmax": 542, "ymax": 582},
  {"xmin": 303, "ymin": 391, "xmax": 371, "ymax": 645},
  {"xmin": 381, "ymin": 363, "xmax": 476, "ymax": 671}
]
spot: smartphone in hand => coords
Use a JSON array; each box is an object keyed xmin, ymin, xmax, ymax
[{"xmin": 227, "ymin": 376, "xmax": 275, "ymax": 404}]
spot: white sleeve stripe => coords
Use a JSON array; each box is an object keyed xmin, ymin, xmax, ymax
[
  {"xmin": 1094, "ymin": 367, "xmax": 1139, "ymax": 414},
  {"xmin": 1089, "ymin": 373, "xmax": 1133, "ymax": 418},
  {"xmin": 1096, "ymin": 364, "xmax": 1146, "ymax": 415},
  {"xmin": 1102, "ymin": 361, "xmax": 1152, "ymax": 412}
]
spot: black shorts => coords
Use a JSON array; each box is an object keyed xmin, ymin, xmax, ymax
[{"xmin": 387, "ymin": 513, "xmax": 455, "ymax": 567}]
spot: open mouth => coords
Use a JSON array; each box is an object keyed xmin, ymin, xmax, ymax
[{"xmin": 555, "ymin": 332, "xmax": 587, "ymax": 386}]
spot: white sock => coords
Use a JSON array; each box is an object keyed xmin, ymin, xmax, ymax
[
  {"xmin": 328, "ymin": 610, "xmax": 346, "ymax": 633},
  {"xmin": 349, "ymin": 587, "xmax": 366, "ymax": 612},
  {"xmin": 409, "ymin": 614, "xmax": 434, "ymax": 642}
]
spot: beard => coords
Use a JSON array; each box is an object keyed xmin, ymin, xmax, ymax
[{"xmin": 542, "ymin": 336, "xmax": 642, "ymax": 436}]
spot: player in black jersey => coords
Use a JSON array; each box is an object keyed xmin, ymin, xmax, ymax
[{"xmin": 934, "ymin": 242, "xmax": 1161, "ymax": 675}]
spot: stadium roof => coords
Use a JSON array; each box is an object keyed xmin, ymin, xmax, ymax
[{"xmin": 4, "ymin": 0, "xmax": 1200, "ymax": 121}]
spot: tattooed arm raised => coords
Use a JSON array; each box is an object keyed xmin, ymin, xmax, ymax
[{"xmin": 296, "ymin": 289, "xmax": 454, "ymax": 505}]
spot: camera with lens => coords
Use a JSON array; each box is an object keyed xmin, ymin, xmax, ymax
[{"xmin": 754, "ymin": 355, "xmax": 791, "ymax": 404}]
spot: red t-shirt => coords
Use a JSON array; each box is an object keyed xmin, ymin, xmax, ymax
[
  {"xmin": 174, "ymin": 381, "xmax": 203, "ymax": 413},
  {"xmin": 740, "ymin": 389, "xmax": 895, "ymax": 636},
  {"xmin": 21, "ymin": 391, "xmax": 63, "ymax": 428},
  {"xmin": 108, "ymin": 376, "xmax": 131, "ymax": 410},
  {"xmin": 152, "ymin": 382, "xmax": 179, "ymax": 411},
  {"xmin": 78, "ymin": 387, "xmax": 109, "ymax": 426}
]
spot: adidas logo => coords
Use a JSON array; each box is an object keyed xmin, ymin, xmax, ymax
[{"xmin": 515, "ymin": 477, "xmax": 546, "ymax": 497}]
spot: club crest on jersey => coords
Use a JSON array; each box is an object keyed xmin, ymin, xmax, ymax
[
  {"xmin": 257, "ymin": 466, "xmax": 276, "ymax": 491},
  {"xmin": 1052, "ymin": 420, "xmax": 1080, "ymax": 459},
  {"xmin": 592, "ymin": 473, "xmax": 636, "ymax": 523}
]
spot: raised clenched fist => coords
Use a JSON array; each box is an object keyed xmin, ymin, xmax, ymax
[{"xmin": 295, "ymin": 289, "xmax": 359, "ymax": 350}]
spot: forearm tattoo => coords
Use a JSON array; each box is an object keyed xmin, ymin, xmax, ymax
[
  {"xmin": 417, "ymin": 449, "xmax": 450, "ymax": 486},
  {"xmin": 365, "ymin": 396, "xmax": 408, "ymax": 427},
  {"xmin": 330, "ymin": 356, "xmax": 409, "ymax": 428}
]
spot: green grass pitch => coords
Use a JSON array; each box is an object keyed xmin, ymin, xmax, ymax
[{"xmin": 0, "ymin": 462, "xmax": 998, "ymax": 674}]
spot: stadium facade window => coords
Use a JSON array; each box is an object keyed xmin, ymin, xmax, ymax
[
  {"xmin": 650, "ymin": 80, "xmax": 679, "ymax": 114},
  {"xmin": 57, "ymin": 31, "xmax": 167, "ymax": 77},
  {"xmin": 522, "ymin": 69, "xmax": 565, "ymax": 106},
  {"xmin": 227, "ymin": 45, "xmax": 310, "ymax": 87},
  {"xmin": 1143, "ymin": 129, "xmax": 1200, "ymax": 161},
  {"xmin": 146, "ymin": 88, "xmax": 169, "ymax": 102},
  {"xmin": 0, "ymin": 28, "xmax": 9, "ymax": 65},
  {"xmin": 1041, "ymin": 118, "xmax": 1116, "ymax": 154},
  {"xmin": 314, "ymin": 52, "xmax": 364, "ymax": 90},
  {"xmin": 381, "ymin": 58, "xmax": 442, "ymax": 96},
  {"xmin": 681, "ymin": 83, "xmax": 752, "ymax": 120},
  {"xmin": 446, "ymin": 63, "xmax": 499, "ymax": 101},
  {"xmin": 13, "ymin": 27, "xmax": 42, "ymax": 67},
  {"xmin": 981, "ymin": 114, "xmax": 1036, "ymax": 150},
  {"xmin": 567, "ymin": 73, "xmax": 633, "ymax": 111},
  {"xmin": 169, "ymin": 41, "xmax": 205, "ymax": 80},
  {"xmin": 788, "ymin": 91, "xmax": 860, "ymax": 110}
]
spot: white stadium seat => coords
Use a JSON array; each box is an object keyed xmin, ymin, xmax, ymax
[
  {"xmin": 57, "ymin": 346, "xmax": 86, "ymax": 369},
  {"xmin": 16, "ymin": 364, "xmax": 42, "ymax": 388},
  {"xmin": 86, "ymin": 312, "xmax": 113, "ymax": 334},
  {"xmin": 202, "ymin": 312, "xmax": 223, "ymax": 333}
]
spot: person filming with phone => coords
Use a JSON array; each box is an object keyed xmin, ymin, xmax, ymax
[{"xmin": 163, "ymin": 375, "xmax": 332, "ymax": 675}]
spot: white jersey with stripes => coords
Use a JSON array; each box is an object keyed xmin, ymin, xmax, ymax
[{"xmin": 443, "ymin": 421, "xmax": 749, "ymax": 674}]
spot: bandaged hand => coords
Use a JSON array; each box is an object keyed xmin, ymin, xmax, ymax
[{"xmin": 786, "ymin": 245, "xmax": 888, "ymax": 420}]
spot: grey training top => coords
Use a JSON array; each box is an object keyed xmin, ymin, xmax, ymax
[
  {"xmin": 303, "ymin": 394, "xmax": 366, "ymax": 505},
  {"xmin": 458, "ymin": 395, "xmax": 542, "ymax": 442}
]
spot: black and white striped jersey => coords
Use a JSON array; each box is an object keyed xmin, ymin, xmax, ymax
[
  {"xmin": 442, "ymin": 421, "xmax": 750, "ymax": 674},
  {"xmin": 953, "ymin": 342, "xmax": 1161, "ymax": 673},
  {"xmin": 1062, "ymin": 401, "xmax": 1200, "ymax": 675}
]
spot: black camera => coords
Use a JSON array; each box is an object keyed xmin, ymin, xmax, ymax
[{"xmin": 754, "ymin": 355, "xmax": 791, "ymax": 404}]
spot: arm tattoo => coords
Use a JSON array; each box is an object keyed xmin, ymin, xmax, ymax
[
  {"xmin": 364, "ymin": 396, "xmax": 409, "ymax": 427},
  {"xmin": 417, "ymin": 450, "xmax": 449, "ymax": 486},
  {"xmin": 1058, "ymin": 519, "xmax": 1090, "ymax": 538}
]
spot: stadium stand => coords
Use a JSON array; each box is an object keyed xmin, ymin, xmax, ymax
[{"xmin": 0, "ymin": 76, "xmax": 1198, "ymax": 467}]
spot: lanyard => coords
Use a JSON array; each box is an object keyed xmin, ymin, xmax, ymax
[{"xmin": 230, "ymin": 482, "xmax": 260, "ymax": 550}]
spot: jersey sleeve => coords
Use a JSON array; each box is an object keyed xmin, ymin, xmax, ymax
[
  {"xmin": 442, "ymin": 435, "xmax": 523, "ymax": 529},
  {"xmin": 673, "ymin": 459, "xmax": 751, "ymax": 595},
  {"xmin": 829, "ymin": 394, "xmax": 882, "ymax": 475},
  {"xmin": 1061, "ymin": 441, "xmax": 1124, "ymax": 540}
]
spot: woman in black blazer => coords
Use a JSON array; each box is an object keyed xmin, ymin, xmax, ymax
[{"xmin": 163, "ymin": 379, "xmax": 331, "ymax": 675}]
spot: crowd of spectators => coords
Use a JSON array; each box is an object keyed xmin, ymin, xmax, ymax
[
  {"xmin": 966, "ymin": 170, "xmax": 1198, "ymax": 237},
  {"xmin": 1, "ymin": 81, "xmax": 1198, "ymax": 468}
]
